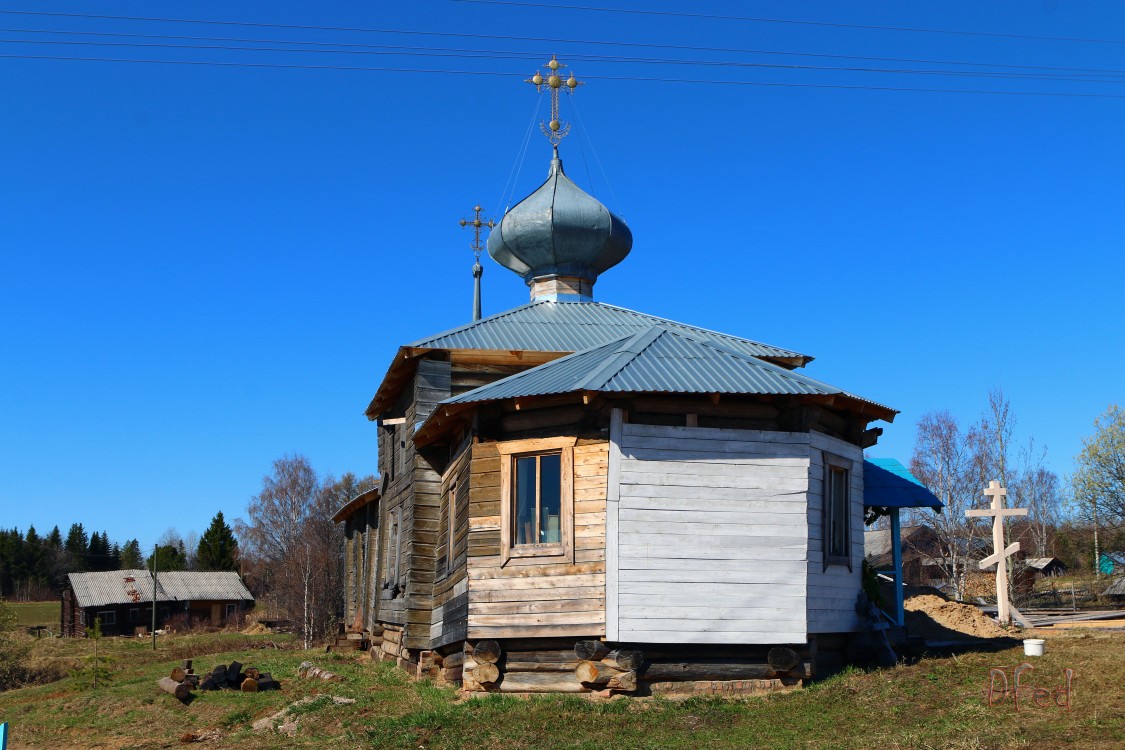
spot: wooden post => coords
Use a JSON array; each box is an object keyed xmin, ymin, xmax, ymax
[{"xmin": 967, "ymin": 481, "xmax": 1028, "ymax": 626}]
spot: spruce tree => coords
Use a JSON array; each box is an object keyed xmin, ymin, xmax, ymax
[
  {"xmin": 119, "ymin": 539, "xmax": 143, "ymax": 569},
  {"xmin": 196, "ymin": 512, "xmax": 239, "ymax": 571}
]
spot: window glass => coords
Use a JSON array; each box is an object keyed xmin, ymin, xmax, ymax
[
  {"xmin": 539, "ymin": 453, "xmax": 562, "ymax": 544},
  {"xmin": 828, "ymin": 466, "xmax": 849, "ymax": 558},
  {"xmin": 515, "ymin": 456, "xmax": 537, "ymax": 545}
]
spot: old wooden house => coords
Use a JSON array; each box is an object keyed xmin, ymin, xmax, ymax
[
  {"xmin": 338, "ymin": 128, "xmax": 915, "ymax": 694},
  {"xmin": 61, "ymin": 570, "xmax": 253, "ymax": 637}
]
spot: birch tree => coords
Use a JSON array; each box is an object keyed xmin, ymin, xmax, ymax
[{"xmin": 1071, "ymin": 405, "xmax": 1125, "ymax": 577}]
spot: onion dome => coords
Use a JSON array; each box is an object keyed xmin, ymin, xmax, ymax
[{"xmin": 488, "ymin": 148, "xmax": 632, "ymax": 301}]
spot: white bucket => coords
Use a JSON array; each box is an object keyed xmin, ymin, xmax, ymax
[{"xmin": 1023, "ymin": 639, "xmax": 1045, "ymax": 657}]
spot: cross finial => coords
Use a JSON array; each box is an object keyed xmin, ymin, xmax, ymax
[
  {"xmin": 526, "ymin": 55, "xmax": 583, "ymax": 146},
  {"xmin": 460, "ymin": 205, "xmax": 495, "ymax": 322},
  {"xmin": 460, "ymin": 204, "xmax": 495, "ymax": 261}
]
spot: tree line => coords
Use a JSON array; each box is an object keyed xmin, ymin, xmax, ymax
[
  {"xmin": 907, "ymin": 392, "xmax": 1125, "ymax": 600},
  {"xmin": 0, "ymin": 512, "xmax": 240, "ymax": 601}
]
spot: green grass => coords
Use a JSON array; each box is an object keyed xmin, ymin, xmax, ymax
[
  {"xmin": 0, "ymin": 629, "xmax": 1122, "ymax": 749},
  {"xmin": 8, "ymin": 602, "xmax": 59, "ymax": 628}
]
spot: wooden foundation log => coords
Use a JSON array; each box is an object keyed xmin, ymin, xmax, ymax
[
  {"xmin": 497, "ymin": 672, "xmax": 592, "ymax": 693},
  {"xmin": 642, "ymin": 662, "xmax": 777, "ymax": 682},
  {"xmin": 440, "ymin": 667, "xmax": 463, "ymax": 683},
  {"xmin": 472, "ymin": 663, "xmax": 500, "ymax": 685},
  {"xmin": 170, "ymin": 666, "xmax": 187, "ymax": 682},
  {"xmin": 506, "ymin": 660, "xmax": 580, "ymax": 673},
  {"xmin": 441, "ymin": 651, "xmax": 465, "ymax": 670},
  {"xmin": 241, "ymin": 677, "xmax": 259, "ymax": 692},
  {"xmin": 767, "ymin": 647, "xmax": 801, "ymax": 672},
  {"xmin": 473, "ymin": 640, "xmax": 501, "ymax": 664},
  {"xmin": 575, "ymin": 660, "xmax": 626, "ymax": 685},
  {"xmin": 574, "ymin": 640, "xmax": 610, "ymax": 661},
  {"xmin": 606, "ymin": 671, "xmax": 637, "ymax": 692},
  {"xmin": 383, "ymin": 628, "xmax": 403, "ymax": 645},
  {"xmin": 157, "ymin": 677, "xmax": 192, "ymax": 700},
  {"xmin": 602, "ymin": 650, "xmax": 644, "ymax": 671}
]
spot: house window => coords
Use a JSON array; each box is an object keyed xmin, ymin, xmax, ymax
[
  {"xmin": 97, "ymin": 610, "xmax": 116, "ymax": 625},
  {"xmin": 129, "ymin": 608, "xmax": 140, "ymax": 623},
  {"xmin": 823, "ymin": 455, "xmax": 852, "ymax": 569},
  {"xmin": 498, "ymin": 437, "xmax": 576, "ymax": 565},
  {"xmin": 226, "ymin": 604, "xmax": 237, "ymax": 618},
  {"xmin": 383, "ymin": 509, "xmax": 401, "ymax": 593},
  {"xmin": 385, "ymin": 424, "xmax": 397, "ymax": 481}
]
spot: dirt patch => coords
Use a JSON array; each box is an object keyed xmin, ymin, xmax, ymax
[
  {"xmin": 241, "ymin": 623, "xmax": 269, "ymax": 636},
  {"xmin": 905, "ymin": 593, "xmax": 1010, "ymax": 639}
]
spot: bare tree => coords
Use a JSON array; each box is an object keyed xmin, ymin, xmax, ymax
[
  {"xmin": 910, "ymin": 410, "xmax": 984, "ymax": 600},
  {"xmin": 1011, "ymin": 439, "xmax": 1061, "ymax": 559},
  {"xmin": 1071, "ymin": 404, "xmax": 1125, "ymax": 578}
]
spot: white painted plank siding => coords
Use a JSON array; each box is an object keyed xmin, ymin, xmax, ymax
[
  {"xmin": 610, "ymin": 423, "xmax": 810, "ymax": 644},
  {"xmin": 806, "ymin": 431, "xmax": 865, "ymax": 633}
]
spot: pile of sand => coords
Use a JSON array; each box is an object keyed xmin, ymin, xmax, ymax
[{"xmin": 904, "ymin": 593, "xmax": 1010, "ymax": 640}]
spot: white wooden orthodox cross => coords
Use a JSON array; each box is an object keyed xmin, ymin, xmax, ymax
[{"xmin": 966, "ymin": 481, "xmax": 1029, "ymax": 626}]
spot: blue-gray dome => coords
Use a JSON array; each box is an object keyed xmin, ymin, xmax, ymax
[{"xmin": 488, "ymin": 149, "xmax": 632, "ymax": 296}]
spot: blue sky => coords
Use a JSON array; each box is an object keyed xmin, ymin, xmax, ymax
[{"xmin": 2, "ymin": 1, "xmax": 1123, "ymax": 549}]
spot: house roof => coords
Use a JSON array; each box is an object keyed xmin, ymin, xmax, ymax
[
  {"xmin": 414, "ymin": 325, "xmax": 894, "ymax": 443},
  {"xmin": 1105, "ymin": 576, "xmax": 1125, "ymax": 597},
  {"xmin": 863, "ymin": 458, "xmax": 943, "ymax": 510},
  {"xmin": 67, "ymin": 570, "xmax": 253, "ymax": 609},
  {"xmin": 863, "ymin": 525, "xmax": 937, "ymax": 563},
  {"xmin": 367, "ymin": 300, "xmax": 812, "ymax": 418},
  {"xmin": 1025, "ymin": 557, "xmax": 1064, "ymax": 571},
  {"xmin": 332, "ymin": 486, "xmax": 380, "ymax": 523}
]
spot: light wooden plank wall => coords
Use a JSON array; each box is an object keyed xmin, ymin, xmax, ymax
[
  {"xmin": 612, "ymin": 423, "xmax": 810, "ymax": 645},
  {"xmin": 806, "ymin": 430, "xmax": 865, "ymax": 633},
  {"xmin": 465, "ymin": 439, "xmax": 608, "ymax": 640}
]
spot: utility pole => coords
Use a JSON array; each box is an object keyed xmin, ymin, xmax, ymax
[{"xmin": 151, "ymin": 544, "xmax": 158, "ymax": 651}]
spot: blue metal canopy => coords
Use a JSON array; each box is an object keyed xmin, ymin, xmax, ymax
[{"xmin": 864, "ymin": 458, "xmax": 942, "ymax": 509}]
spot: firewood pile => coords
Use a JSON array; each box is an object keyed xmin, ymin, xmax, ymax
[{"xmin": 156, "ymin": 659, "xmax": 280, "ymax": 700}]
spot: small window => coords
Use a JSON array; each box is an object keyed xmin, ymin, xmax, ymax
[
  {"xmin": 225, "ymin": 604, "xmax": 237, "ymax": 618},
  {"xmin": 129, "ymin": 608, "xmax": 140, "ymax": 623},
  {"xmin": 384, "ymin": 509, "xmax": 401, "ymax": 592},
  {"xmin": 97, "ymin": 610, "xmax": 116, "ymax": 625},
  {"xmin": 823, "ymin": 455, "xmax": 852, "ymax": 569},
  {"xmin": 385, "ymin": 424, "xmax": 397, "ymax": 481},
  {"xmin": 498, "ymin": 437, "xmax": 576, "ymax": 566}
]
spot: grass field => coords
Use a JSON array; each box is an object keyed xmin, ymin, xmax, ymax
[
  {"xmin": 7, "ymin": 602, "xmax": 59, "ymax": 629},
  {"xmin": 0, "ymin": 628, "xmax": 1122, "ymax": 749}
]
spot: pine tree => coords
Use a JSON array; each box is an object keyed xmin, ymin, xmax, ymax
[
  {"xmin": 196, "ymin": 512, "xmax": 239, "ymax": 571},
  {"xmin": 46, "ymin": 526, "xmax": 62, "ymax": 548},
  {"xmin": 119, "ymin": 539, "xmax": 143, "ymax": 569}
]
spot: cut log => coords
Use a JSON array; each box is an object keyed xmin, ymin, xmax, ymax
[
  {"xmin": 574, "ymin": 640, "xmax": 610, "ymax": 661},
  {"xmin": 241, "ymin": 677, "xmax": 259, "ymax": 692},
  {"xmin": 157, "ymin": 677, "xmax": 192, "ymax": 700},
  {"xmin": 505, "ymin": 661, "xmax": 580, "ymax": 673},
  {"xmin": 473, "ymin": 640, "xmax": 501, "ymax": 664},
  {"xmin": 441, "ymin": 651, "xmax": 465, "ymax": 670},
  {"xmin": 606, "ymin": 670, "xmax": 637, "ymax": 692},
  {"xmin": 199, "ymin": 676, "xmax": 217, "ymax": 691},
  {"xmin": 383, "ymin": 628, "xmax": 403, "ymax": 645},
  {"xmin": 767, "ymin": 647, "xmax": 801, "ymax": 672},
  {"xmin": 181, "ymin": 659, "xmax": 193, "ymax": 670},
  {"xmin": 472, "ymin": 663, "xmax": 500, "ymax": 685},
  {"xmin": 170, "ymin": 666, "xmax": 187, "ymax": 682},
  {"xmin": 602, "ymin": 650, "xmax": 644, "ymax": 672},
  {"xmin": 299, "ymin": 662, "xmax": 342, "ymax": 682},
  {"xmin": 642, "ymin": 662, "xmax": 777, "ymax": 682},
  {"xmin": 575, "ymin": 661, "xmax": 626, "ymax": 685},
  {"xmin": 440, "ymin": 667, "xmax": 463, "ymax": 683},
  {"xmin": 211, "ymin": 665, "xmax": 228, "ymax": 688},
  {"xmin": 226, "ymin": 661, "xmax": 243, "ymax": 684},
  {"xmin": 496, "ymin": 672, "xmax": 592, "ymax": 693},
  {"xmin": 244, "ymin": 667, "xmax": 260, "ymax": 681}
]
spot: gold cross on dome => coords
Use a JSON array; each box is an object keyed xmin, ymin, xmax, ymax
[
  {"xmin": 526, "ymin": 55, "xmax": 583, "ymax": 146},
  {"xmin": 459, "ymin": 205, "xmax": 495, "ymax": 260}
]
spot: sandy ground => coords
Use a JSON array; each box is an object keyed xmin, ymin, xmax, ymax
[{"xmin": 904, "ymin": 593, "xmax": 1011, "ymax": 639}]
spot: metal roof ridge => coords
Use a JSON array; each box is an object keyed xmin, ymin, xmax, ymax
[
  {"xmin": 573, "ymin": 326, "xmax": 667, "ymax": 390},
  {"xmin": 405, "ymin": 300, "xmax": 549, "ymax": 347}
]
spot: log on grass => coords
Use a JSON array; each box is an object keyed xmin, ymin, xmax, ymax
[
  {"xmin": 602, "ymin": 650, "xmax": 644, "ymax": 672},
  {"xmin": 244, "ymin": 667, "xmax": 260, "ymax": 681},
  {"xmin": 181, "ymin": 659, "xmax": 193, "ymax": 670},
  {"xmin": 496, "ymin": 672, "xmax": 592, "ymax": 694},
  {"xmin": 575, "ymin": 660, "xmax": 626, "ymax": 685},
  {"xmin": 606, "ymin": 670, "xmax": 637, "ymax": 692},
  {"xmin": 211, "ymin": 665, "xmax": 228, "ymax": 688},
  {"xmin": 472, "ymin": 663, "xmax": 500, "ymax": 685},
  {"xmin": 157, "ymin": 677, "xmax": 192, "ymax": 701},
  {"xmin": 641, "ymin": 662, "xmax": 777, "ymax": 682},
  {"xmin": 257, "ymin": 672, "xmax": 278, "ymax": 691},
  {"xmin": 170, "ymin": 666, "xmax": 187, "ymax": 682},
  {"xmin": 226, "ymin": 661, "xmax": 243, "ymax": 684},
  {"xmin": 473, "ymin": 640, "xmax": 501, "ymax": 664},
  {"xmin": 574, "ymin": 640, "xmax": 610, "ymax": 661},
  {"xmin": 767, "ymin": 647, "xmax": 801, "ymax": 673},
  {"xmin": 241, "ymin": 677, "xmax": 259, "ymax": 692}
]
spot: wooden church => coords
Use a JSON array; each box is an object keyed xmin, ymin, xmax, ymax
[{"xmin": 337, "ymin": 57, "xmax": 900, "ymax": 696}]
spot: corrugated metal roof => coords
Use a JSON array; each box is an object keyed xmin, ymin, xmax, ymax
[
  {"xmin": 864, "ymin": 458, "xmax": 943, "ymax": 509},
  {"xmin": 438, "ymin": 325, "xmax": 885, "ymax": 407},
  {"xmin": 67, "ymin": 570, "xmax": 253, "ymax": 609},
  {"xmin": 408, "ymin": 300, "xmax": 811, "ymax": 365}
]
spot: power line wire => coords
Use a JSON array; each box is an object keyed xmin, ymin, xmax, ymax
[
  {"xmin": 451, "ymin": 0, "xmax": 1125, "ymax": 46},
  {"xmin": 5, "ymin": 52, "xmax": 1125, "ymax": 99},
  {"xmin": 4, "ymin": 10, "xmax": 1122, "ymax": 77},
  {"xmin": 5, "ymin": 35, "xmax": 1125, "ymax": 84}
]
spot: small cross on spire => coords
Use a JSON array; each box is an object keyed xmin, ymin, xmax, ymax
[
  {"xmin": 526, "ymin": 55, "xmax": 583, "ymax": 146},
  {"xmin": 460, "ymin": 205, "xmax": 495, "ymax": 322}
]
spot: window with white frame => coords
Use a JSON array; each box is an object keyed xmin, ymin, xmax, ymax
[{"xmin": 823, "ymin": 454, "xmax": 852, "ymax": 569}]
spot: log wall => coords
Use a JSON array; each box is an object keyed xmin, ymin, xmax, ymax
[{"xmin": 465, "ymin": 439, "xmax": 609, "ymax": 640}]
